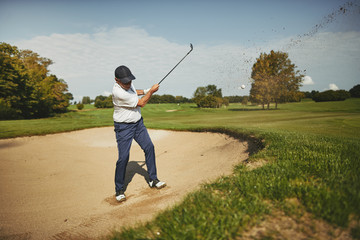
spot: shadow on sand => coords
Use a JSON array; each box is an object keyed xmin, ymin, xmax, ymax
[
  {"xmin": 123, "ymin": 161, "xmax": 149, "ymax": 190},
  {"xmin": 103, "ymin": 161, "xmax": 149, "ymax": 206}
]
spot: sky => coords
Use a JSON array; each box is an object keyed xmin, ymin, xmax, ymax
[{"xmin": 1, "ymin": 0, "xmax": 360, "ymax": 101}]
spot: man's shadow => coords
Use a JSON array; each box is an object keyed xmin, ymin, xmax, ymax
[{"xmin": 123, "ymin": 161, "xmax": 150, "ymax": 191}]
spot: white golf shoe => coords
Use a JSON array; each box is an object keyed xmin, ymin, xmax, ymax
[
  {"xmin": 115, "ymin": 190, "xmax": 126, "ymax": 202},
  {"xmin": 149, "ymin": 179, "xmax": 166, "ymax": 189}
]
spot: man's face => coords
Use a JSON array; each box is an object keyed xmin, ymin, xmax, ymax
[
  {"xmin": 116, "ymin": 78, "xmax": 132, "ymax": 90},
  {"xmin": 121, "ymin": 81, "xmax": 132, "ymax": 90}
]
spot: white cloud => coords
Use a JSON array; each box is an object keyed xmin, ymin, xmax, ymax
[
  {"xmin": 329, "ymin": 83, "xmax": 339, "ymax": 90},
  {"xmin": 102, "ymin": 91, "xmax": 112, "ymax": 96},
  {"xmin": 302, "ymin": 76, "xmax": 314, "ymax": 85},
  {"xmin": 15, "ymin": 27, "xmax": 255, "ymax": 98},
  {"xmin": 14, "ymin": 27, "xmax": 360, "ymax": 98}
]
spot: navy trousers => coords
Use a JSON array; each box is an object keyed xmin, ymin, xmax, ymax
[{"xmin": 114, "ymin": 118, "xmax": 157, "ymax": 192}]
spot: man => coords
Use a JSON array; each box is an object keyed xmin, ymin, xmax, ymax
[{"xmin": 112, "ymin": 65, "xmax": 166, "ymax": 202}]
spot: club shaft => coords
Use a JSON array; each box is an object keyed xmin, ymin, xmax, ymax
[{"xmin": 158, "ymin": 47, "xmax": 193, "ymax": 85}]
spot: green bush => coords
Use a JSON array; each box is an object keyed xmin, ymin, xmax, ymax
[
  {"xmin": 76, "ymin": 103, "xmax": 84, "ymax": 110},
  {"xmin": 198, "ymin": 95, "xmax": 223, "ymax": 108},
  {"xmin": 94, "ymin": 95, "xmax": 113, "ymax": 108}
]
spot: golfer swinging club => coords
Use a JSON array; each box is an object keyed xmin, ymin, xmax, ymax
[{"xmin": 112, "ymin": 65, "xmax": 166, "ymax": 202}]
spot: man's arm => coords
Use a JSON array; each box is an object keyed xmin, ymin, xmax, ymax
[
  {"xmin": 137, "ymin": 88, "xmax": 153, "ymax": 96},
  {"xmin": 137, "ymin": 84, "xmax": 159, "ymax": 107},
  {"xmin": 136, "ymin": 89, "xmax": 145, "ymax": 95}
]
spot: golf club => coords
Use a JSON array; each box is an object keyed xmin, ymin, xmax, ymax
[{"xmin": 158, "ymin": 43, "xmax": 193, "ymax": 85}]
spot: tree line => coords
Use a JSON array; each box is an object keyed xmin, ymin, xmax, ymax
[
  {"xmin": 86, "ymin": 84, "xmax": 359, "ymax": 110},
  {"xmin": 89, "ymin": 85, "xmax": 228, "ymax": 109},
  {"xmin": 78, "ymin": 94, "xmax": 192, "ymax": 109},
  {"xmin": 303, "ymin": 85, "xmax": 359, "ymax": 102},
  {"xmin": 0, "ymin": 42, "xmax": 72, "ymax": 119},
  {"xmin": 91, "ymin": 84, "xmax": 237, "ymax": 109}
]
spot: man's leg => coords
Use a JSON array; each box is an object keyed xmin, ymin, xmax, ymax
[
  {"xmin": 114, "ymin": 122, "xmax": 135, "ymax": 192},
  {"xmin": 134, "ymin": 118, "xmax": 158, "ymax": 181}
]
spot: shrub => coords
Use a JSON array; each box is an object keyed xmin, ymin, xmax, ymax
[
  {"xmin": 76, "ymin": 103, "xmax": 84, "ymax": 110},
  {"xmin": 95, "ymin": 95, "xmax": 113, "ymax": 108},
  {"xmin": 198, "ymin": 96, "xmax": 223, "ymax": 108}
]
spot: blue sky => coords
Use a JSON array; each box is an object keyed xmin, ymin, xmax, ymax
[{"xmin": 1, "ymin": 0, "xmax": 359, "ymax": 100}]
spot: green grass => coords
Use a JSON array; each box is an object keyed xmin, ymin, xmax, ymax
[
  {"xmin": 1, "ymin": 99, "xmax": 360, "ymax": 239},
  {"xmin": 0, "ymin": 104, "xmax": 114, "ymax": 138},
  {"xmin": 142, "ymin": 99, "xmax": 360, "ymax": 138}
]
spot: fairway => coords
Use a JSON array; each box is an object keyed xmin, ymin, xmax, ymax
[
  {"xmin": 1, "ymin": 99, "xmax": 359, "ymax": 140},
  {"xmin": 142, "ymin": 99, "xmax": 360, "ymax": 139},
  {"xmin": 0, "ymin": 99, "xmax": 359, "ymax": 239}
]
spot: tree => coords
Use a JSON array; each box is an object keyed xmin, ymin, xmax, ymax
[
  {"xmin": 193, "ymin": 86, "xmax": 207, "ymax": 106},
  {"xmin": 193, "ymin": 85, "xmax": 224, "ymax": 108},
  {"xmin": 206, "ymin": 84, "xmax": 222, "ymax": 98},
  {"xmin": 148, "ymin": 94, "xmax": 191, "ymax": 104},
  {"xmin": 249, "ymin": 73, "xmax": 276, "ymax": 109},
  {"xmin": 65, "ymin": 92, "xmax": 74, "ymax": 102},
  {"xmin": 37, "ymin": 74, "xmax": 70, "ymax": 115},
  {"xmin": 159, "ymin": 94, "xmax": 176, "ymax": 103},
  {"xmin": 175, "ymin": 96, "xmax": 191, "ymax": 103},
  {"xmin": 250, "ymin": 50, "xmax": 303, "ymax": 109},
  {"xmin": 0, "ymin": 42, "xmax": 71, "ymax": 119},
  {"xmin": 349, "ymin": 84, "xmax": 360, "ymax": 98},
  {"xmin": 0, "ymin": 43, "xmax": 26, "ymax": 119},
  {"xmin": 226, "ymin": 96, "xmax": 245, "ymax": 103},
  {"xmin": 303, "ymin": 90, "xmax": 319, "ymax": 99},
  {"xmin": 82, "ymin": 96, "xmax": 91, "ymax": 104},
  {"xmin": 148, "ymin": 94, "xmax": 161, "ymax": 104}
]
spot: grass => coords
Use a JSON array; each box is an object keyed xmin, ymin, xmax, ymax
[
  {"xmin": 0, "ymin": 105, "xmax": 114, "ymax": 139},
  {"xmin": 142, "ymin": 99, "xmax": 360, "ymax": 138},
  {"xmin": 1, "ymin": 98, "xmax": 360, "ymax": 239}
]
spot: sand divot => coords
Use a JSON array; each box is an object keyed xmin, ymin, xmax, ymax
[{"xmin": 0, "ymin": 127, "xmax": 249, "ymax": 239}]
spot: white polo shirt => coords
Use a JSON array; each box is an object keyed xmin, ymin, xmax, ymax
[{"xmin": 112, "ymin": 82, "xmax": 142, "ymax": 123}]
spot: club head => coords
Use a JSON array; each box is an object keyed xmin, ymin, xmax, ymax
[{"xmin": 190, "ymin": 43, "xmax": 193, "ymax": 51}]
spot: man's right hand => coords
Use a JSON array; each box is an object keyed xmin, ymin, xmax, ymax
[
  {"xmin": 150, "ymin": 84, "xmax": 159, "ymax": 94},
  {"xmin": 137, "ymin": 84, "xmax": 159, "ymax": 108}
]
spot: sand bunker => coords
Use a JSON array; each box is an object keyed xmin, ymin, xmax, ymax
[{"xmin": 0, "ymin": 127, "xmax": 249, "ymax": 239}]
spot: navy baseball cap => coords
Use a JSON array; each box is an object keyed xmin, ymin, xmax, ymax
[{"xmin": 115, "ymin": 65, "xmax": 136, "ymax": 84}]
